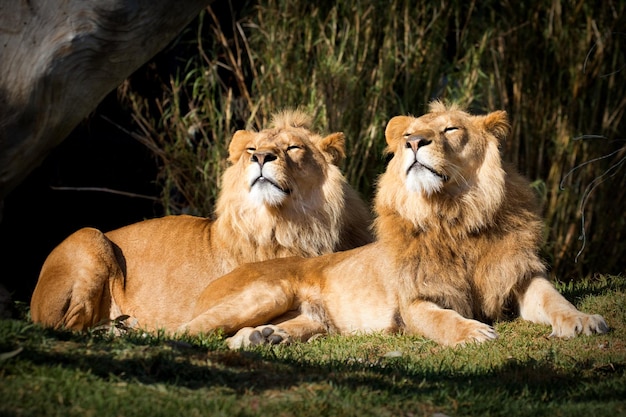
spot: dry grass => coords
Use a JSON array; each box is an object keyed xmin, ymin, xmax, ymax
[{"xmin": 122, "ymin": 0, "xmax": 625, "ymax": 279}]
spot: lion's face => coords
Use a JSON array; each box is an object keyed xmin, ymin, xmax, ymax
[
  {"xmin": 384, "ymin": 103, "xmax": 509, "ymax": 197},
  {"xmin": 214, "ymin": 111, "xmax": 372, "ymax": 259},
  {"xmin": 224, "ymin": 123, "xmax": 345, "ymax": 209}
]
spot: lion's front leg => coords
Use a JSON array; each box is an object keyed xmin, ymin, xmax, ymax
[
  {"xmin": 181, "ymin": 297, "xmax": 283, "ymax": 338},
  {"xmin": 179, "ymin": 269, "xmax": 299, "ymax": 337},
  {"xmin": 403, "ymin": 300, "xmax": 498, "ymax": 346},
  {"xmin": 518, "ymin": 277, "xmax": 609, "ymax": 338}
]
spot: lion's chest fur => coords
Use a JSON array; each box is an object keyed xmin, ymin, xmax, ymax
[
  {"xmin": 396, "ymin": 228, "xmax": 483, "ymax": 319},
  {"xmin": 386, "ymin": 200, "xmax": 545, "ymax": 321},
  {"xmin": 215, "ymin": 209, "xmax": 343, "ymax": 264}
]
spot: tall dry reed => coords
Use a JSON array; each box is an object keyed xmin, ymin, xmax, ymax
[{"xmin": 124, "ymin": 0, "xmax": 625, "ymax": 279}]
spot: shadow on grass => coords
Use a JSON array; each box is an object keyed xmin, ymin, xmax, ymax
[{"xmin": 4, "ymin": 318, "xmax": 624, "ymax": 405}]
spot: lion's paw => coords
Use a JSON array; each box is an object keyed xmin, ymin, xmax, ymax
[
  {"xmin": 549, "ymin": 312, "xmax": 609, "ymax": 338},
  {"xmin": 226, "ymin": 325, "xmax": 292, "ymax": 349},
  {"xmin": 453, "ymin": 319, "xmax": 498, "ymax": 346}
]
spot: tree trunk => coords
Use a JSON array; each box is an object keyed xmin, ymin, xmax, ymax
[{"xmin": 0, "ymin": 0, "xmax": 212, "ymax": 208}]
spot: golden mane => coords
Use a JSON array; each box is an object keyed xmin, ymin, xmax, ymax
[{"xmin": 270, "ymin": 108, "xmax": 314, "ymax": 130}]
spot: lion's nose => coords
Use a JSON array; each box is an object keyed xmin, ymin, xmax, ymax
[
  {"xmin": 405, "ymin": 135, "xmax": 432, "ymax": 153},
  {"xmin": 251, "ymin": 151, "xmax": 278, "ymax": 166}
]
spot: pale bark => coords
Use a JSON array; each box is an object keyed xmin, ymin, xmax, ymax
[{"xmin": 0, "ymin": 0, "xmax": 212, "ymax": 204}]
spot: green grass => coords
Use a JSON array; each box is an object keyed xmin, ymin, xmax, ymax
[{"xmin": 1, "ymin": 275, "xmax": 625, "ymax": 416}]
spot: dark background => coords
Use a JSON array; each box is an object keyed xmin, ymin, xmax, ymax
[{"xmin": 0, "ymin": 92, "xmax": 161, "ymax": 304}]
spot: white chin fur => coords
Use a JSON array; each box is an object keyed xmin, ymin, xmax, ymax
[
  {"xmin": 403, "ymin": 151, "xmax": 443, "ymax": 195},
  {"xmin": 249, "ymin": 182, "xmax": 288, "ymax": 207},
  {"xmin": 246, "ymin": 165, "xmax": 288, "ymax": 207},
  {"xmin": 405, "ymin": 169, "xmax": 443, "ymax": 195}
]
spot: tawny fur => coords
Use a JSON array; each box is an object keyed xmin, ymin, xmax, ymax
[
  {"xmin": 183, "ymin": 102, "xmax": 608, "ymax": 348},
  {"xmin": 30, "ymin": 109, "xmax": 373, "ymax": 332}
]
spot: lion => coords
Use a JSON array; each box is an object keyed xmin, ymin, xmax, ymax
[
  {"xmin": 180, "ymin": 102, "xmax": 609, "ymax": 348},
  {"xmin": 30, "ymin": 109, "xmax": 374, "ymax": 332}
]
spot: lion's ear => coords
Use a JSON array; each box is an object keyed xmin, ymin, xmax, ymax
[
  {"xmin": 385, "ymin": 116, "xmax": 413, "ymax": 150},
  {"xmin": 317, "ymin": 132, "xmax": 346, "ymax": 165},
  {"xmin": 228, "ymin": 130, "xmax": 255, "ymax": 164},
  {"xmin": 484, "ymin": 110, "xmax": 510, "ymax": 142}
]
